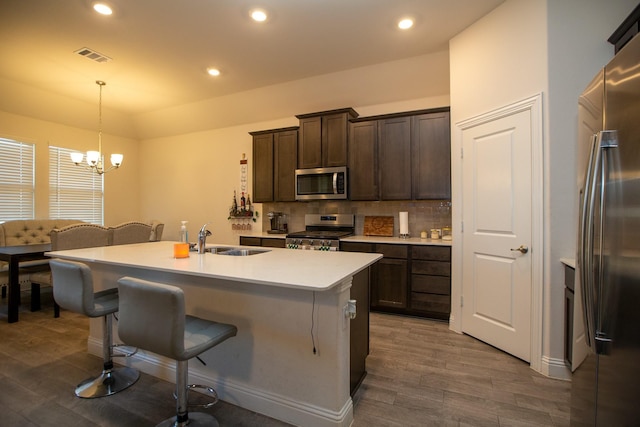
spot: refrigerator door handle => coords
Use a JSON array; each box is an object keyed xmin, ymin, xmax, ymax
[
  {"xmin": 580, "ymin": 133, "xmax": 599, "ymax": 349},
  {"xmin": 595, "ymin": 130, "xmax": 620, "ymax": 356},
  {"xmin": 584, "ymin": 130, "xmax": 619, "ymax": 355}
]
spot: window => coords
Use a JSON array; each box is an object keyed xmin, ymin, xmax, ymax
[
  {"xmin": 0, "ymin": 138, "xmax": 35, "ymax": 221},
  {"xmin": 49, "ymin": 146, "xmax": 104, "ymax": 224}
]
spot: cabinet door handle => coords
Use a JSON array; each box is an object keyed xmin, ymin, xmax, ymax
[{"xmin": 510, "ymin": 245, "xmax": 528, "ymax": 254}]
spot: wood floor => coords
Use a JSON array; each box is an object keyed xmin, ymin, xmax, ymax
[{"xmin": 0, "ymin": 289, "xmax": 570, "ymax": 426}]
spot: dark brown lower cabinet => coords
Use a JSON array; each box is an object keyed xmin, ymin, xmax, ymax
[
  {"xmin": 350, "ymin": 268, "xmax": 369, "ymax": 395},
  {"xmin": 372, "ymin": 249, "xmax": 408, "ymax": 309},
  {"xmin": 342, "ymin": 242, "xmax": 408, "ymax": 311},
  {"xmin": 411, "ymin": 245, "xmax": 451, "ymax": 320},
  {"xmin": 341, "ymin": 241, "xmax": 451, "ymax": 320},
  {"xmin": 239, "ymin": 236, "xmax": 285, "ymax": 248}
]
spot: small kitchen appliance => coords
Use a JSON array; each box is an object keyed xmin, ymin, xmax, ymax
[
  {"xmin": 267, "ymin": 212, "xmax": 287, "ymax": 234},
  {"xmin": 286, "ymin": 214, "xmax": 354, "ymax": 251}
]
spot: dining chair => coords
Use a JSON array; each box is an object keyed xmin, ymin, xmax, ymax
[
  {"xmin": 29, "ymin": 223, "xmax": 112, "ymax": 317},
  {"xmin": 110, "ymin": 221, "xmax": 153, "ymax": 245}
]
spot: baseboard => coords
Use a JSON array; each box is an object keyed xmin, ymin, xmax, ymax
[
  {"xmin": 89, "ymin": 337, "xmax": 354, "ymax": 427},
  {"xmin": 539, "ymin": 355, "xmax": 571, "ymax": 381}
]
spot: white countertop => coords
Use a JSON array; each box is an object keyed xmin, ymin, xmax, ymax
[
  {"xmin": 47, "ymin": 241, "xmax": 381, "ymax": 291},
  {"xmin": 560, "ymin": 257, "xmax": 576, "ymax": 268},
  {"xmin": 341, "ymin": 235, "xmax": 452, "ymax": 246}
]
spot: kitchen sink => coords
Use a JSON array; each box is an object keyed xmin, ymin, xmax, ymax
[
  {"xmin": 203, "ymin": 246, "xmax": 233, "ymax": 254},
  {"xmin": 205, "ymin": 247, "xmax": 270, "ymax": 256}
]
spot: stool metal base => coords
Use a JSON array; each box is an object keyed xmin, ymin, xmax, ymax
[
  {"xmin": 156, "ymin": 412, "xmax": 219, "ymax": 427},
  {"xmin": 75, "ymin": 366, "xmax": 140, "ymax": 399}
]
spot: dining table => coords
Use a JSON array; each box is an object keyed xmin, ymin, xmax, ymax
[{"xmin": 0, "ymin": 243, "xmax": 51, "ymax": 323}]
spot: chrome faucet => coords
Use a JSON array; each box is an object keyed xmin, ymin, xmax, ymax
[{"xmin": 197, "ymin": 223, "xmax": 212, "ymax": 254}]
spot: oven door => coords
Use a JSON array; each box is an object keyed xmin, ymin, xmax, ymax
[{"xmin": 295, "ymin": 167, "xmax": 347, "ymax": 200}]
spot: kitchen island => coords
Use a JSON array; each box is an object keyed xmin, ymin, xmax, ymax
[{"xmin": 47, "ymin": 241, "xmax": 381, "ymax": 427}]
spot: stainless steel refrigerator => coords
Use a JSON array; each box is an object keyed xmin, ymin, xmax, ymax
[{"xmin": 571, "ymin": 23, "xmax": 640, "ymax": 427}]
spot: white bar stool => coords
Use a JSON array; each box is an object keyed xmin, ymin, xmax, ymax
[
  {"xmin": 117, "ymin": 276, "xmax": 237, "ymax": 427},
  {"xmin": 49, "ymin": 259, "xmax": 140, "ymax": 398}
]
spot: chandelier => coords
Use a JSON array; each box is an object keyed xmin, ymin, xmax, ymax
[{"xmin": 70, "ymin": 80, "xmax": 123, "ymax": 175}]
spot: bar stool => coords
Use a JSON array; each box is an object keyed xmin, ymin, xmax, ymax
[
  {"xmin": 49, "ymin": 259, "xmax": 139, "ymax": 398},
  {"xmin": 117, "ymin": 276, "xmax": 237, "ymax": 427}
]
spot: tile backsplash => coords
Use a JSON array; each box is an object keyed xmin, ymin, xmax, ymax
[{"xmin": 262, "ymin": 200, "xmax": 451, "ymax": 237}]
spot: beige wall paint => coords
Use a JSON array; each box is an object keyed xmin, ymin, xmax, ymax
[
  {"xmin": 0, "ymin": 109, "xmax": 140, "ymax": 224},
  {"xmin": 133, "ymin": 51, "xmax": 450, "ymax": 139}
]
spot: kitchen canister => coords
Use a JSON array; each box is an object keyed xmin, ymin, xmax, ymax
[
  {"xmin": 441, "ymin": 226, "xmax": 452, "ymax": 241},
  {"xmin": 399, "ymin": 212, "xmax": 409, "ymax": 238}
]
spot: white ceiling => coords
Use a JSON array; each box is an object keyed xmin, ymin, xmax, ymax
[{"xmin": 0, "ymin": 0, "xmax": 504, "ymax": 116}]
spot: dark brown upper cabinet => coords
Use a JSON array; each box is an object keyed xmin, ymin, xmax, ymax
[
  {"xmin": 411, "ymin": 111, "xmax": 451, "ymax": 200},
  {"xmin": 348, "ymin": 107, "xmax": 451, "ymax": 201},
  {"xmin": 378, "ymin": 116, "xmax": 412, "ymax": 200},
  {"xmin": 348, "ymin": 120, "xmax": 379, "ymax": 201},
  {"xmin": 250, "ymin": 127, "xmax": 298, "ymax": 203},
  {"xmin": 296, "ymin": 108, "xmax": 358, "ymax": 169},
  {"xmin": 251, "ymin": 131, "xmax": 274, "ymax": 203}
]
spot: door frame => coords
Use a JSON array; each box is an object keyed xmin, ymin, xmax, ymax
[{"xmin": 450, "ymin": 93, "xmax": 544, "ymax": 373}]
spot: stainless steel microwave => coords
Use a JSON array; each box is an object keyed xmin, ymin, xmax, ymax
[{"xmin": 295, "ymin": 166, "xmax": 348, "ymax": 201}]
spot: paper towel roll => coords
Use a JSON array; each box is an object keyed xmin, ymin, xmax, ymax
[{"xmin": 399, "ymin": 212, "xmax": 409, "ymax": 236}]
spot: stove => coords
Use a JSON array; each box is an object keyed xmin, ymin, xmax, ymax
[{"xmin": 286, "ymin": 214, "xmax": 354, "ymax": 251}]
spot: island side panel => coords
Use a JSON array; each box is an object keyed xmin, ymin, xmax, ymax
[{"xmin": 86, "ymin": 262, "xmax": 354, "ymax": 427}]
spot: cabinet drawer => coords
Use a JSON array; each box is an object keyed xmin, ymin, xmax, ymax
[
  {"xmin": 239, "ymin": 237, "xmax": 261, "ymax": 246},
  {"xmin": 411, "ymin": 275, "xmax": 450, "ymax": 295},
  {"xmin": 412, "ymin": 260, "xmax": 450, "ymax": 276},
  {"xmin": 411, "ymin": 292, "xmax": 451, "ymax": 314},
  {"xmin": 412, "ymin": 245, "xmax": 451, "ymax": 261},
  {"xmin": 341, "ymin": 242, "xmax": 374, "ymax": 253},
  {"xmin": 262, "ymin": 238, "xmax": 285, "ymax": 248},
  {"xmin": 374, "ymin": 244, "xmax": 408, "ymax": 259}
]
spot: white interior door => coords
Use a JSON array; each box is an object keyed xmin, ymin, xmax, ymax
[{"xmin": 461, "ymin": 108, "xmax": 532, "ymax": 362}]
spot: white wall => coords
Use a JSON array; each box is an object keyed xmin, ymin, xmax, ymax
[{"xmin": 449, "ymin": 0, "xmax": 636, "ymax": 378}]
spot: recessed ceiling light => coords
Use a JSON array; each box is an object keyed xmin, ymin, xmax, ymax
[
  {"xmin": 398, "ymin": 18, "xmax": 414, "ymax": 30},
  {"xmin": 93, "ymin": 2, "xmax": 113, "ymax": 15},
  {"xmin": 250, "ymin": 9, "xmax": 268, "ymax": 22},
  {"xmin": 207, "ymin": 68, "xmax": 221, "ymax": 77}
]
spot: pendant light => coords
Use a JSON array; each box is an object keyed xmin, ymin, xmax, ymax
[{"xmin": 70, "ymin": 80, "xmax": 123, "ymax": 174}]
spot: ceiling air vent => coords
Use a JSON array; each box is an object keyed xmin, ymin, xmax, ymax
[{"xmin": 74, "ymin": 47, "xmax": 112, "ymax": 63}]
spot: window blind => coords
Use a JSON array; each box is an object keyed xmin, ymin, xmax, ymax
[
  {"xmin": 0, "ymin": 138, "xmax": 35, "ymax": 221},
  {"xmin": 49, "ymin": 146, "xmax": 104, "ymax": 224}
]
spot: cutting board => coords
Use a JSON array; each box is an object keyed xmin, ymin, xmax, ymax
[{"xmin": 363, "ymin": 216, "xmax": 394, "ymax": 237}]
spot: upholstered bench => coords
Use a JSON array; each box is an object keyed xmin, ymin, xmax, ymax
[{"xmin": 0, "ymin": 219, "xmax": 86, "ymax": 296}]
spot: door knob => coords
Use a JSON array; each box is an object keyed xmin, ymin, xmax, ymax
[{"xmin": 510, "ymin": 245, "xmax": 529, "ymax": 254}]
